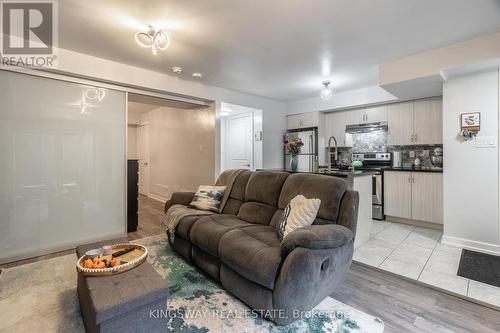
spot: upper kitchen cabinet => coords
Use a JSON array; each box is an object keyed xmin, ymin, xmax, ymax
[
  {"xmin": 325, "ymin": 110, "xmax": 354, "ymax": 147},
  {"xmin": 286, "ymin": 112, "xmax": 320, "ymax": 129},
  {"xmin": 387, "ymin": 101, "xmax": 414, "ymax": 145},
  {"xmin": 363, "ymin": 105, "xmax": 388, "ymax": 123},
  {"xmin": 413, "ymin": 98, "xmax": 443, "ymax": 144}
]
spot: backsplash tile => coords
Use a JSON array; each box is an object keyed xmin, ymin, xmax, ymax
[{"xmin": 351, "ymin": 130, "xmax": 388, "ymax": 152}]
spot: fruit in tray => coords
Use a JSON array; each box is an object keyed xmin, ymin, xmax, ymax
[{"xmin": 82, "ymin": 255, "xmax": 118, "ymax": 269}]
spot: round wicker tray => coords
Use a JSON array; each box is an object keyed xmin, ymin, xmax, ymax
[{"xmin": 76, "ymin": 243, "xmax": 148, "ymax": 276}]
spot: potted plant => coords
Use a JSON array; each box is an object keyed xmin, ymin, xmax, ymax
[{"xmin": 284, "ymin": 138, "xmax": 304, "ymax": 171}]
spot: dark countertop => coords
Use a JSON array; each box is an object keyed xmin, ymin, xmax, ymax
[
  {"xmin": 383, "ymin": 167, "xmax": 443, "ymax": 173},
  {"xmin": 258, "ymin": 168, "xmax": 378, "ymax": 179}
]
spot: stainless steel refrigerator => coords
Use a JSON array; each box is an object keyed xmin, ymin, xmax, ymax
[{"xmin": 284, "ymin": 127, "xmax": 318, "ymax": 172}]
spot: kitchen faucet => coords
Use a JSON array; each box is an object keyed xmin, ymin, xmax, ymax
[{"xmin": 327, "ymin": 136, "xmax": 338, "ymax": 173}]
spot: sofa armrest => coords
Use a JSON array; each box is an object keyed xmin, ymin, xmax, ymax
[
  {"xmin": 164, "ymin": 191, "xmax": 196, "ymax": 213},
  {"xmin": 337, "ymin": 190, "xmax": 359, "ymax": 235},
  {"xmin": 281, "ymin": 224, "xmax": 354, "ymax": 257}
]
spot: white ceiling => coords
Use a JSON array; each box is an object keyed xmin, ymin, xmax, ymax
[{"xmin": 59, "ymin": 0, "xmax": 500, "ymax": 102}]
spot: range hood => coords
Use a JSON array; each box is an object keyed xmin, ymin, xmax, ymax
[{"xmin": 345, "ymin": 121, "xmax": 388, "ymax": 134}]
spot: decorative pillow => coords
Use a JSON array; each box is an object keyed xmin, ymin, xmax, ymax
[
  {"xmin": 276, "ymin": 195, "xmax": 321, "ymax": 241},
  {"xmin": 188, "ymin": 185, "xmax": 227, "ymax": 213}
]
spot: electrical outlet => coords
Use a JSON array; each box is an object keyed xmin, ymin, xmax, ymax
[{"xmin": 409, "ymin": 151, "xmax": 415, "ymax": 158}]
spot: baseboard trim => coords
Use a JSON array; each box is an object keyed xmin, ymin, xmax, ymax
[
  {"xmin": 386, "ymin": 216, "xmax": 443, "ymax": 230},
  {"xmin": 147, "ymin": 193, "xmax": 168, "ymax": 203},
  {"xmin": 441, "ymin": 235, "xmax": 500, "ymax": 255}
]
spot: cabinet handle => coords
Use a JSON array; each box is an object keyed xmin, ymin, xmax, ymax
[
  {"xmin": 414, "ymin": 134, "xmax": 418, "ymax": 142},
  {"xmin": 408, "ymin": 177, "xmax": 411, "ymax": 183},
  {"xmin": 412, "ymin": 177, "xmax": 415, "ymax": 183}
]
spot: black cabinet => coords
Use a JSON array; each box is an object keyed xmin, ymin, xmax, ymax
[{"xmin": 127, "ymin": 159, "xmax": 139, "ymax": 232}]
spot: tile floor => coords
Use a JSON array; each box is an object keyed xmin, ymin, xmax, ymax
[{"xmin": 353, "ymin": 220, "xmax": 500, "ymax": 309}]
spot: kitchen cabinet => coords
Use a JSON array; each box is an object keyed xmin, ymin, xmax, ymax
[
  {"xmin": 286, "ymin": 112, "xmax": 319, "ymax": 129},
  {"xmin": 384, "ymin": 171, "xmax": 412, "ymax": 219},
  {"xmin": 387, "ymin": 99, "xmax": 443, "ymax": 145},
  {"xmin": 413, "ymin": 98, "xmax": 443, "ymax": 144},
  {"xmin": 387, "ymin": 101, "xmax": 414, "ymax": 145},
  {"xmin": 325, "ymin": 110, "xmax": 352, "ymax": 147},
  {"xmin": 411, "ymin": 173, "xmax": 443, "ymax": 224},
  {"xmin": 363, "ymin": 105, "xmax": 388, "ymax": 123},
  {"xmin": 384, "ymin": 171, "xmax": 443, "ymax": 224}
]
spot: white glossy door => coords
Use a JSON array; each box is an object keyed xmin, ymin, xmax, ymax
[
  {"xmin": 138, "ymin": 123, "xmax": 150, "ymax": 195},
  {"xmin": 225, "ymin": 113, "xmax": 253, "ymax": 170},
  {"xmin": 0, "ymin": 70, "xmax": 126, "ymax": 263}
]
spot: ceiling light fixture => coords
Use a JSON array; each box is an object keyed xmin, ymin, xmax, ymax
[
  {"xmin": 135, "ymin": 25, "xmax": 170, "ymax": 55},
  {"xmin": 320, "ymin": 80, "xmax": 333, "ymax": 101},
  {"xmin": 172, "ymin": 66, "xmax": 183, "ymax": 74},
  {"xmin": 192, "ymin": 72, "xmax": 202, "ymax": 78}
]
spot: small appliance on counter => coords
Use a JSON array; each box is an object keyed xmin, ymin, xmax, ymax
[{"xmin": 392, "ymin": 151, "xmax": 402, "ymax": 168}]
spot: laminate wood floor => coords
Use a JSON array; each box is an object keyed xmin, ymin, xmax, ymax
[
  {"xmin": 128, "ymin": 194, "xmax": 165, "ymax": 240},
  {"xmin": 2, "ymin": 195, "xmax": 499, "ymax": 333}
]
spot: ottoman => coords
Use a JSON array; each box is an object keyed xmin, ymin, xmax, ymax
[{"xmin": 76, "ymin": 238, "xmax": 168, "ymax": 333}]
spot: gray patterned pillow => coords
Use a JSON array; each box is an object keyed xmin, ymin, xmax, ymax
[
  {"xmin": 189, "ymin": 185, "xmax": 227, "ymax": 213},
  {"xmin": 276, "ymin": 195, "xmax": 321, "ymax": 242}
]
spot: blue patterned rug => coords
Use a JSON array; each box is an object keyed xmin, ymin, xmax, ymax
[
  {"xmin": 141, "ymin": 235, "xmax": 384, "ymax": 333},
  {"xmin": 0, "ymin": 235, "xmax": 384, "ymax": 333}
]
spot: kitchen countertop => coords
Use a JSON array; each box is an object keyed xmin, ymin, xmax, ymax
[
  {"xmin": 258, "ymin": 168, "xmax": 378, "ymax": 178},
  {"xmin": 383, "ymin": 167, "xmax": 443, "ymax": 173}
]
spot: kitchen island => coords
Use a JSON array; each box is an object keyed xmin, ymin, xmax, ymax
[{"xmin": 259, "ymin": 168, "xmax": 373, "ymax": 248}]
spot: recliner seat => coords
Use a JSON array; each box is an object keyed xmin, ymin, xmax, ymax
[{"xmin": 164, "ymin": 170, "xmax": 358, "ymax": 325}]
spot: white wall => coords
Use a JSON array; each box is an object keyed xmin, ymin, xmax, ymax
[
  {"xmin": 127, "ymin": 125, "xmax": 138, "ymax": 159},
  {"xmin": 43, "ymin": 47, "xmax": 286, "ymax": 177},
  {"xmin": 442, "ymin": 69, "xmax": 500, "ymax": 254}
]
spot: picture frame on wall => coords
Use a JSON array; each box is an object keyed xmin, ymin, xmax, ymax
[{"xmin": 460, "ymin": 112, "xmax": 480, "ymax": 132}]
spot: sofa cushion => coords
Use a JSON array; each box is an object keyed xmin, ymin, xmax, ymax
[
  {"xmin": 174, "ymin": 215, "xmax": 208, "ymax": 240},
  {"xmin": 218, "ymin": 225, "xmax": 282, "ymax": 289},
  {"xmin": 237, "ymin": 202, "xmax": 277, "ymax": 225},
  {"xmin": 237, "ymin": 171, "xmax": 289, "ymax": 225},
  {"xmin": 219, "ymin": 170, "xmax": 251, "ymax": 215},
  {"xmin": 245, "ymin": 171, "xmax": 289, "ymax": 206},
  {"xmin": 190, "ymin": 214, "xmax": 252, "ymax": 256},
  {"xmin": 278, "ymin": 173, "xmax": 348, "ymax": 222}
]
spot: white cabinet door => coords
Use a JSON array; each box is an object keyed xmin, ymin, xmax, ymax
[
  {"xmin": 387, "ymin": 101, "xmax": 414, "ymax": 146},
  {"xmin": 411, "ymin": 173, "xmax": 443, "ymax": 224},
  {"xmin": 286, "ymin": 114, "xmax": 303, "ymax": 130},
  {"xmin": 365, "ymin": 105, "xmax": 388, "ymax": 123},
  {"xmin": 347, "ymin": 108, "xmax": 365, "ymax": 125},
  {"xmin": 325, "ymin": 111, "xmax": 348, "ymax": 146},
  {"xmin": 384, "ymin": 171, "xmax": 412, "ymax": 219},
  {"xmin": 413, "ymin": 98, "xmax": 443, "ymax": 145}
]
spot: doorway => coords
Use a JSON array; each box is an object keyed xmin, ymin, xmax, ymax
[
  {"xmin": 220, "ymin": 102, "xmax": 263, "ymax": 173},
  {"xmin": 127, "ymin": 93, "xmax": 216, "ymax": 239}
]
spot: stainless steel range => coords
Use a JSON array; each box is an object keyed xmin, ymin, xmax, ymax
[{"xmin": 351, "ymin": 152, "xmax": 392, "ymax": 220}]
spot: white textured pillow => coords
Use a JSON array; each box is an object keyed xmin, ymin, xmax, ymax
[{"xmin": 277, "ymin": 195, "xmax": 321, "ymax": 241}]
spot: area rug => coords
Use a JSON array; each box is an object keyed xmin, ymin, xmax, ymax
[{"xmin": 0, "ymin": 235, "xmax": 384, "ymax": 333}]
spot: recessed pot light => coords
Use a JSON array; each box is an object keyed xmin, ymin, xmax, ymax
[{"xmin": 192, "ymin": 72, "xmax": 202, "ymax": 78}]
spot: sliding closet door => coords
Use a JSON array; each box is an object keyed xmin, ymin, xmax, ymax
[{"xmin": 0, "ymin": 70, "xmax": 126, "ymax": 263}]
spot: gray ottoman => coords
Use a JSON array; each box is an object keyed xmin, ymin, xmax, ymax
[{"xmin": 76, "ymin": 239, "xmax": 168, "ymax": 333}]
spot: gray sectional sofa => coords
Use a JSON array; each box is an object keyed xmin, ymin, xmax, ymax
[{"xmin": 164, "ymin": 170, "xmax": 359, "ymax": 325}]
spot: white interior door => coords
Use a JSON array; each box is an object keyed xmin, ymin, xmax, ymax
[
  {"xmin": 225, "ymin": 113, "xmax": 254, "ymax": 170},
  {"xmin": 138, "ymin": 123, "xmax": 150, "ymax": 195}
]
